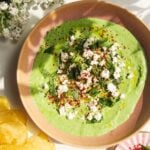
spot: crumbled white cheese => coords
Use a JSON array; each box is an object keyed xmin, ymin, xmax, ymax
[
  {"xmin": 86, "ymin": 77, "xmax": 93, "ymax": 87},
  {"xmin": 57, "ymin": 84, "xmax": 68, "ymax": 98},
  {"xmin": 59, "ymin": 106, "xmax": 66, "ymax": 116},
  {"xmin": 107, "ymin": 83, "xmax": 117, "ymax": 93},
  {"xmin": 57, "ymin": 69, "xmax": 63, "ymax": 74},
  {"xmin": 93, "ymin": 77, "xmax": 98, "ymax": 83},
  {"xmin": 64, "ymin": 103, "xmax": 72, "ymax": 110},
  {"xmin": 76, "ymin": 82, "xmax": 85, "ymax": 90},
  {"xmin": 87, "ymin": 113, "xmax": 94, "ymax": 121},
  {"xmin": 83, "ymin": 37, "xmax": 95, "ymax": 48},
  {"xmin": 101, "ymin": 69, "xmax": 110, "ymax": 79},
  {"xmin": 112, "ymin": 91, "xmax": 119, "ymax": 97},
  {"xmin": 61, "ymin": 52, "xmax": 69, "ymax": 62},
  {"xmin": 80, "ymin": 70, "xmax": 91, "ymax": 79},
  {"xmin": 69, "ymin": 52, "xmax": 74, "ymax": 56},
  {"xmin": 87, "ymin": 66, "xmax": 93, "ymax": 72},
  {"xmin": 42, "ymin": 83, "xmax": 49, "ymax": 90},
  {"xmin": 69, "ymin": 63, "xmax": 76, "ymax": 71},
  {"xmin": 112, "ymin": 57, "xmax": 118, "ymax": 64},
  {"xmin": 127, "ymin": 73, "xmax": 133, "ymax": 79},
  {"xmin": 89, "ymin": 100, "xmax": 98, "ymax": 106},
  {"xmin": 103, "ymin": 47, "xmax": 107, "ymax": 51},
  {"xmin": 69, "ymin": 35, "xmax": 75, "ymax": 46},
  {"xmin": 91, "ymin": 60, "xmax": 99, "ymax": 65},
  {"xmin": 94, "ymin": 112, "xmax": 102, "ymax": 121},
  {"xmin": 83, "ymin": 49, "xmax": 94, "ymax": 59},
  {"xmin": 115, "ymin": 67, "xmax": 121, "ymax": 73},
  {"xmin": 113, "ymin": 71, "xmax": 121, "ymax": 80},
  {"xmin": 120, "ymin": 93, "xmax": 126, "ymax": 99},
  {"xmin": 99, "ymin": 59, "xmax": 106, "ymax": 66},
  {"xmin": 109, "ymin": 43, "xmax": 119, "ymax": 54},
  {"xmin": 119, "ymin": 62, "xmax": 125, "ymax": 68},
  {"xmin": 60, "ymin": 63, "xmax": 65, "ymax": 69},
  {"xmin": 89, "ymin": 105, "xmax": 98, "ymax": 112},
  {"xmin": 70, "ymin": 35, "xmax": 75, "ymax": 41},
  {"xmin": 67, "ymin": 112, "xmax": 76, "ymax": 120},
  {"xmin": 59, "ymin": 74, "xmax": 68, "ymax": 83},
  {"xmin": 93, "ymin": 53, "xmax": 100, "ymax": 61}
]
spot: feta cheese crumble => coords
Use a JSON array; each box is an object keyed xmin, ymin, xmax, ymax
[
  {"xmin": 107, "ymin": 83, "xmax": 117, "ymax": 93},
  {"xmin": 101, "ymin": 69, "xmax": 110, "ymax": 79}
]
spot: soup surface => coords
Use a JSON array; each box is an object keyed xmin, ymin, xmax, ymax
[{"xmin": 30, "ymin": 18, "xmax": 147, "ymax": 136}]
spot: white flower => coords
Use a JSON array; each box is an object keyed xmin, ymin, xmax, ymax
[
  {"xmin": 101, "ymin": 69, "xmax": 110, "ymax": 79},
  {"xmin": 107, "ymin": 83, "xmax": 117, "ymax": 93},
  {"xmin": 94, "ymin": 112, "xmax": 102, "ymax": 121},
  {"xmin": 112, "ymin": 91, "xmax": 119, "ymax": 97},
  {"xmin": 2, "ymin": 28, "xmax": 10, "ymax": 38},
  {"xmin": 57, "ymin": 84, "xmax": 68, "ymax": 98},
  {"xmin": 61, "ymin": 52, "xmax": 69, "ymax": 62},
  {"xmin": 87, "ymin": 113, "xmax": 94, "ymax": 121},
  {"xmin": 120, "ymin": 93, "xmax": 126, "ymax": 99},
  {"xmin": 83, "ymin": 49, "xmax": 94, "ymax": 59},
  {"xmin": 9, "ymin": 6, "xmax": 19, "ymax": 16},
  {"xmin": 59, "ymin": 106, "xmax": 66, "ymax": 116},
  {"xmin": 0, "ymin": 2, "xmax": 8, "ymax": 10}
]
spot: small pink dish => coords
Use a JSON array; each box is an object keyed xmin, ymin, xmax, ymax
[{"xmin": 116, "ymin": 132, "xmax": 150, "ymax": 150}]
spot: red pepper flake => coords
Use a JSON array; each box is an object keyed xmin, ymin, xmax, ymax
[{"xmin": 129, "ymin": 144, "xmax": 143, "ymax": 150}]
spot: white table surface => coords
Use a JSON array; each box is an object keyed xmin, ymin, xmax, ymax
[{"xmin": 0, "ymin": 0, "xmax": 149, "ymax": 150}]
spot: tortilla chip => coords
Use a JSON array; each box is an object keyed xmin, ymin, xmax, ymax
[{"xmin": 0, "ymin": 96, "xmax": 10, "ymax": 111}]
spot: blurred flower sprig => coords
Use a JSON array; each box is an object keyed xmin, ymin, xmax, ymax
[{"xmin": 0, "ymin": 0, "xmax": 64, "ymax": 41}]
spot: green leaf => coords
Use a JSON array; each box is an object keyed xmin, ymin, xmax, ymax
[
  {"xmin": 88, "ymin": 88, "xmax": 99, "ymax": 97},
  {"xmin": 99, "ymin": 98, "xmax": 113, "ymax": 107}
]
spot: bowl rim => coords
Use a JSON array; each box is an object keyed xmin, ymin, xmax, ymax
[{"xmin": 17, "ymin": 0, "xmax": 150, "ymax": 148}]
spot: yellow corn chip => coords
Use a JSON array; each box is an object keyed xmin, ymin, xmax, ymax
[
  {"xmin": 0, "ymin": 110, "xmax": 27, "ymax": 145},
  {"xmin": 0, "ymin": 136, "xmax": 55, "ymax": 150}
]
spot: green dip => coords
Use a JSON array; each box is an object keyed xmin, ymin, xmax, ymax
[{"xmin": 30, "ymin": 18, "xmax": 147, "ymax": 136}]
